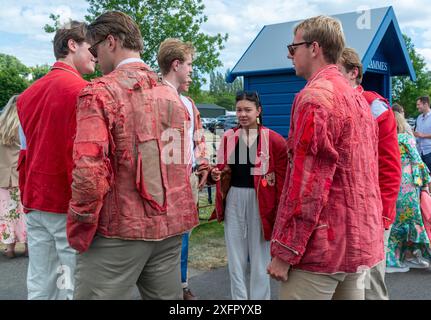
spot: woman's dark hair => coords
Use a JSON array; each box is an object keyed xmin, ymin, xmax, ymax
[{"xmin": 235, "ymin": 90, "xmax": 263, "ymax": 125}]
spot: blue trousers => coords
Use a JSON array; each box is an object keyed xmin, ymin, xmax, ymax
[
  {"xmin": 181, "ymin": 233, "xmax": 189, "ymax": 285},
  {"xmin": 422, "ymin": 153, "xmax": 431, "ymax": 172}
]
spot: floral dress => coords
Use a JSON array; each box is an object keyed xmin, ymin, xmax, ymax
[
  {"xmin": 0, "ymin": 187, "xmax": 26, "ymax": 244},
  {"xmin": 386, "ymin": 133, "xmax": 431, "ymax": 267}
]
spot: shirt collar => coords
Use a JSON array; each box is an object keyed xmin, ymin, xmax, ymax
[
  {"xmin": 51, "ymin": 61, "xmax": 81, "ymax": 78},
  {"xmin": 422, "ymin": 111, "xmax": 431, "ymax": 119},
  {"xmin": 116, "ymin": 58, "xmax": 145, "ymax": 69},
  {"xmin": 306, "ymin": 64, "xmax": 338, "ymax": 87}
]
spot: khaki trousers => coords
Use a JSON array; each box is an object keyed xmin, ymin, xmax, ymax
[
  {"xmin": 279, "ymin": 269, "xmax": 366, "ymax": 300},
  {"xmin": 73, "ymin": 235, "xmax": 182, "ymax": 300},
  {"xmin": 365, "ymin": 227, "xmax": 391, "ymax": 300}
]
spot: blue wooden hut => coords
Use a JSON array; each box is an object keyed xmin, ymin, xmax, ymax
[{"xmin": 227, "ymin": 6, "xmax": 416, "ymax": 136}]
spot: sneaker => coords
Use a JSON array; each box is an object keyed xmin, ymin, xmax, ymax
[
  {"xmin": 386, "ymin": 266, "xmax": 410, "ymax": 273},
  {"xmin": 183, "ymin": 288, "xmax": 197, "ymax": 300},
  {"xmin": 405, "ymin": 258, "xmax": 430, "ymax": 269}
]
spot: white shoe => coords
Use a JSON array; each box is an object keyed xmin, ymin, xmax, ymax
[
  {"xmin": 386, "ymin": 266, "xmax": 410, "ymax": 273},
  {"xmin": 405, "ymin": 257, "xmax": 430, "ymax": 269}
]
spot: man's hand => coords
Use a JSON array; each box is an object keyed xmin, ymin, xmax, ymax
[
  {"xmin": 267, "ymin": 256, "xmax": 290, "ymax": 282},
  {"xmin": 211, "ymin": 168, "xmax": 221, "ymax": 182},
  {"xmin": 414, "ymin": 131, "xmax": 424, "ymax": 138}
]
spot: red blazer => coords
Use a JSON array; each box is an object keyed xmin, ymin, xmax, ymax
[
  {"xmin": 17, "ymin": 62, "xmax": 88, "ymax": 214},
  {"xmin": 210, "ymin": 126, "xmax": 287, "ymax": 240},
  {"xmin": 360, "ymin": 86, "xmax": 402, "ymax": 229},
  {"xmin": 271, "ymin": 65, "xmax": 384, "ymax": 273}
]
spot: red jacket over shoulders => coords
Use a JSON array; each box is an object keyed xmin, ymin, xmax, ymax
[
  {"xmin": 359, "ymin": 86, "xmax": 402, "ymax": 229},
  {"xmin": 16, "ymin": 62, "xmax": 88, "ymax": 214}
]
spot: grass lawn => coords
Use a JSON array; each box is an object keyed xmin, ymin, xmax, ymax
[
  {"xmin": 188, "ymin": 187, "xmax": 227, "ymax": 270},
  {"xmin": 189, "ymin": 220, "xmax": 227, "ymax": 270}
]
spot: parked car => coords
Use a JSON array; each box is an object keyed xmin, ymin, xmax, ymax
[
  {"xmin": 223, "ymin": 116, "xmax": 239, "ymax": 130},
  {"xmin": 200, "ymin": 117, "xmax": 213, "ymax": 129},
  {"xmin": 406, "ymin": 117, "xmax": 416, "ymax": 128},
  {"xmin": 212, "ymin": 115, "xmax": 229, "ymax": 132}
]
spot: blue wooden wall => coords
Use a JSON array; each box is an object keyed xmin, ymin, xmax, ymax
[
  {"xmin": 244, "ymin": 49, "xmax": 391, "ymax": 138},
  {"xmin": 245, "ymin": 73, "xmax": 305, "ymax": 137}
]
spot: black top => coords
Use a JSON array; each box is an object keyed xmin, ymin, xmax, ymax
[{"xmin": 229, "ymin": 134, "xmax": 259, "ymax": 188}]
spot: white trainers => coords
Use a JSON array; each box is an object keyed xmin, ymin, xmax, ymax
[
  {"xmin": 386, "ymin": 266, "xmax": 410, "ymax": 273},
  {"xmin": 405, "ymin": 250, "xmax": 430, "ymax": 269},
  {"xmin": 405, "ymin": 258, "xmax": 430, "ymax": 269}
]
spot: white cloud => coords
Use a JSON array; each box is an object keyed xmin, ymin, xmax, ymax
[
  {"xmin": 0, "ymin": 0, "xmax": 430, "ymax": 74},
  {"xmin": 200, "ymin": 0, "xmax": 431, "ymax": 71},
  {"xmin": 0, "ymin": 0, "xmax": 87, "ymax": 66},
  {"xmin": 417, "ymin": 48, "xmax": 431, "ymax": 71}
]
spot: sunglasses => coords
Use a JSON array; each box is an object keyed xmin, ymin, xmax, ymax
[
  {"xmin": 236, "ymin": 90, "xmax": 261, "ymax": 104},
  {"xmin": 88, "ymin": 36, "xmax": 108, "ymax": 58},
  {"xmin": 287, "ymin": 41, "xmax": 313, "ymax": 56}
]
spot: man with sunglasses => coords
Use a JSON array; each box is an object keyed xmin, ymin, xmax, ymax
[
  {"xmin": 267, "ymin": 15, "xmax": 383, "ymax": 300},
  {"xmin": 16, "ymin": 21, "xmax": 96, "ymax": 300},
  {"xmin": 338, "ymin": 47, "xmax": 401, "ymax": 300},
  {"xmin": 68, "ymin": 11, "xmax": 199, "ymax": 300}
]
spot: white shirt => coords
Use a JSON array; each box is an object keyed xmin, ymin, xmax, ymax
[
  {"xmin": 116, "ymin": 58, "xmax": 145, "ymax": 69},
  {"xmin": 19, "ymin": 125, "xmax": 26, "ymax": 150},
  {"xmin": 180, "ymin": 94, "xmax": 196, "ymax": 167}
]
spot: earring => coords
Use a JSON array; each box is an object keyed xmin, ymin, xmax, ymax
[{"xmin": 256, "ymin": 117, "xmax": 260, "ymax": 125}]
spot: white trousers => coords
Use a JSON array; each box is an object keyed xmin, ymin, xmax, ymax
[
  {"xmin": 224, "ymin": 187, "xmax": 271, "ymax": 300},
  {"xmin": 26, "ymin": 211, "xmax": 76, "ymax": 300}
]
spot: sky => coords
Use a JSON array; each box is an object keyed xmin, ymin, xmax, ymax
[{"xmin": 0, "ymin": 0, "xmax": 430, "ymax": 75}]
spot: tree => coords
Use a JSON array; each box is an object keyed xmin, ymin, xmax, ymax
[
  {"xmin": 392, "ymin": 34, "xmax": 431, "ymax": 116},
  {"xmin": 30, "ymin": 64, "xmax": 51, "ymax": 82},
  {"xmin": 0, "ymin": 54, "xmax": 29, "ymax": 109},
  {"xmin": 206, "ymin": 69, "xmax": 243, "ymax": 110},
  {"xmin": 209, "ymin": 69, "xmax": 243, "ymax": 95},
  {"xmin": 45, "ymin": 0, "xmax": 228, "ymax": 95}
]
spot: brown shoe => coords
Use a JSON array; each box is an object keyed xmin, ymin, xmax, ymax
[
  {"xmin": 3, "ymin": 248, "xmax": 15, "ymax": 259},
  {"xmin": 183, "ymin": 288, "xmax": 197, "ymax": 300}
]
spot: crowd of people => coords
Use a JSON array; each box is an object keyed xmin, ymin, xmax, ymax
[{"xmin": 1, "ymin": 10, "xmax": 431, "ymax": 300}]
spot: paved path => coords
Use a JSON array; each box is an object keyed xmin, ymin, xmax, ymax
[{"xmin": 2, "ymin": 254, "xmax": 431, "ymax": 300}]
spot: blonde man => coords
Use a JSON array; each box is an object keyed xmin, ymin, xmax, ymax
[
  {"xmin": 267, "ymin": 16, "xmax": 383, "ymax": 300},
  {"xmin": 157, "ymin": 38, "xmax": 209, "ymax": 300}
]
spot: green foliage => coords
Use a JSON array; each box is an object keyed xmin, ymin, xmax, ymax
[
  {"xmin": 204, "ymin": 70, "xmax": 243, "ymax": 110},
  {"xmin": 29, "ymin": 64, "xmax": 51, "ymax": 81},
  {"xmin": 392, "ymin": 34, "xmax": 431, "ymax": 117},
  {"xmin": 43, "ymin": 14, "xmax": 61, "ymax": 33},
  {"xmin": 0, "ymin": 54, "xmax": 30, "ymax": 77},
  {"xmin": 189, "ymin": 90, "xmax": 216, "ymax": 104},
  {"xmin": 213, "ymin": 93, "xmax": 235, "ymax": 110},
  {"xmin": 209, "ymin": 69, "xmax": 243, "ymax": 95},
  {"xmin": 0, "ymin": 54, "xmax": 29, "ymax": 109},
  {"xmin": 44, "ymin": 0, "xmax": 228, "ymax": 93}
]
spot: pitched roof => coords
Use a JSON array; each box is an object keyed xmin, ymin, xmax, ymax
[
  {"xmin": 196, "ymin": 103, "xmax": 225, "ymax": 110},
  {"xmin": 227, "ymin": 6, "xmax": 415, "ymax": 82}
]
